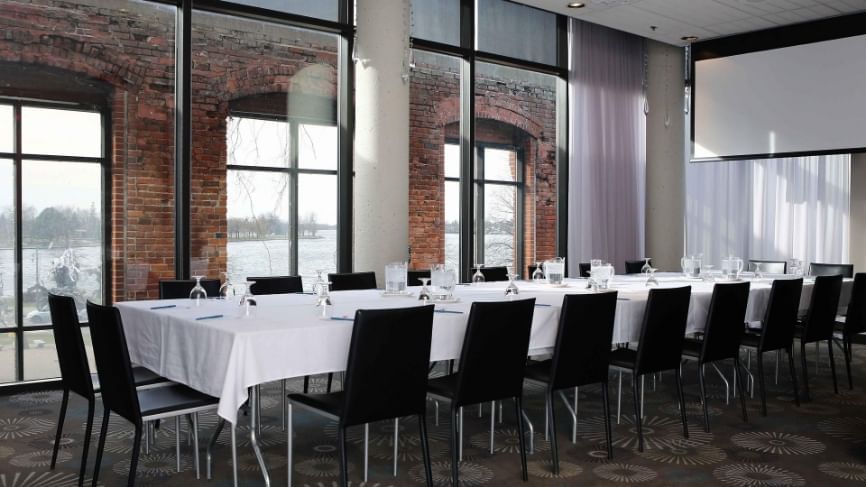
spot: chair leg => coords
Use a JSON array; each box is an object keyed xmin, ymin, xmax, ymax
[
  {"xmin": 338, "ymin": 426, "xmax": 349, "ymax": 487},
  {"xmin": 78, "ymin": 399, "xmax": 95, "ymax": 487},
  {"xmin": 418, "ymin": 414, "xmax": 434, "ymax": 487},
  {"xmin": 175, "ymin": 416, "xmax": 181, "ymax": 473},
  {"xmin": 193, "ymin": 413, "xmax": 201, "ymax": 479},
  {"xmin": 327, "ymin": 372, "xmax": 334, "ymax": 393},
  {"xmin": 51, "ymin": 388, "xmax": 69, "ymax": 470},
  {"xmin": 489, "ymin": 402, "xmax": 495, "ymax": 455},
  {"xmin": 845, "ymin": 338, "xmax": 854, "ymax": 390},
  {"xmin": 394, "ymin": 418, "xmax": 399, "ymax": 477},
  {"xmin": 733, "ymin": 357, "xmax": 748, "ymax": 423},
  {"xmin": 674, "ymin": 369, "xmax": 689, "ymax": 439},
  {"xmin": 601, "ymin": 382, "xmax": 613, "ymax": 459},
  {"xmin": 632, "ymin": 374, "xmax": 643, "ymax": 452},
  {"xmin": 127, "ymin": 425, "xmax": 142, "ymax": 487},
  {"xmin": 91, "ymin": 409, "xmax": 110, "ymax": 487},
  {"xmin": 823, "ymin": 339, "xmax": 838, "ymax": 395},
  {"xmin": 698, "ymin": 362, "xmax": 710, "ymax": 433},
  {"xmin": 451, "ymin": 409, "xmax": 460, "ymax": 487},
  {"xmin": 514, "ymin": 397, "xmax": 529, "ymax": 482},
  {"xmin": 287, "ymin": 403, "xmax": 293, "ymax": 487},
  {"xmin": 547, "ymin": 391, "xmax": 559, "ymax": 475},
  {"xmin": 303, "ymin": 375, "xmax": 309, "ymax": 393},
  {"xmin": 281, "ymin": 379, "xmax": 287, "ymax": 431},
  {"xmin": 787, "ymin": 346, "xmax": 800, "ymax": 407},
  {"xmin": 757, "ymin": 351, "xmax": 767, "ymax": 416},
  {"xmin": 616, "ymin": 369, "xmax": 623, "ymax": 424},
  {"xmin": 801, "ymin": 341, "xmax": 811, "ymax": 401}
]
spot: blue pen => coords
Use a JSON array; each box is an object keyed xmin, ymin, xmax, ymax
[
  {"xmin": 150, "ymin": 304, "xmax": 177, "ymax": 310},
  {"xmin": 330, "ymin": 316, "xmax": 354, "ymax": 321},
  {"xmin": 195, "ymin": 314, "xmax": 223, "ymax": 321},
  {"xmin": 435, "ymin": 309, "xmax": 464, "ymax": 314},
  {"xmin": 535, "ymin": 303, "xmax": 552, "ymax": 307}
]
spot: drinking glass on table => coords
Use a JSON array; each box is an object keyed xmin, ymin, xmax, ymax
[
  {"xmin": 472, "ymin": 264, "xmax": 486, "ymax": 285},
  {"xmin": 505, "ymin": 266, "xmax": 520, "ymax": 296},
  {"xmin": 418, "ymin": 278, "xmax": 432, "ymax": 302},
  {"xmin": 189, "ymin": 275, "xmax": 208, "ymax": 307},
  {"xmin": 238, "ymin": 281, "xmax": 257, "ymax": 317},
  {"xmin": 218, "ymin": 272, "xmax": 236, "ymax": 300},
  {"xmin": 544, "ymin": 257, "xmax": 565, "ymax": 285},
  {"xmin": 385, "ymin": 261, "xmax": 408, "ymax": 294},
  {"xmin": 641, "ymin": 258, "xmax": 652, "ymax": 275},
  {"xmin": 645, "ymin": 267, "xmax": 659, "ymax": 287},
  {"xmin": 601, "ymin": 263, "xmax": 615, "ymax": 289},
  {"xmin": 531, "ymin": 262, "xmax": 545, "ymax": 283}
]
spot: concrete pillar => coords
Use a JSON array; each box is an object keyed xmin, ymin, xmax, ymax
[
  {"xmin": 850, "ymin": 153, "xmax": 866, "ymax": 271},
  {"xmin": 353, "ymin": 0, "xmax": 410, "ymax": 282},
  {"xmin": 645, "ymin": 41, "xmax": 686, "ymax": 271}
]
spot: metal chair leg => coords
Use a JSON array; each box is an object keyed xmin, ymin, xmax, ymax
[
  {"xmin": 801, "ymin": 342, "xmax": 811, "ymax": 401},
  {"xmin": 514, "ymin": 397, "xmax": 529, "ymax": 482},
  {"xmin": 758, "ymin": 351, "xmax": 768, "ymax": 416},
  {"xmin": 547, "ymin": 392, "xmax": 559, "ymax": 475},
  {"xmin": 520, "ymin": 408, "xmax": 535, "ymax": 454},
  {"xmin": 79, "ymin": 400, "xmax": 95, "ymax": 486},
  {"xmin": 338, "ymin": 427, "xmax": 349, "ymax": 487},
  {"xmin": 674, "ymin": 370, "xmax": 689, "ymax": 439},
  {"xmin": 175, "ymin": 416, "xmax": 182, "ymax": 473},
  {"xmin": 632, "ymin": 374, "xmax": 644, "ymax": 452},
  {"xmin": 489, "ymin": 401, "xmax": 495, "ymax": 454},
  {"xmin": 193, "ymin": 413, "xmax": 201, "ymax": 479},
  {"xmin": 733, "ymin": 357, "xmax": 748, "ymax": 423},
  {"xmin": 617, "ymin": 369, "xmax": 623, "ymax": 424},
  {"xmin": 601, "ymin": 382, "xmax": 613, "ymax": 459},
  {"xmin": 91, "ymin": 409, "xmax": 110, "ymax": 487},
  {"xmin": 364, "ymin": 423, "xmax": 369, "ymax": 483},
  {"xmin": 127, "ymin": 425, "xmax": 142, "ymax": 487},
  {"xmin": 418, "ymin": 414, "xmax": 434, "ymax": 486},
  {"xmin": 51, "ymin": 389, "xmax": 69, "ymax": 470},
  {"xmin": 787, "ymin": 346, "xmax": 801, "ymax": 407},
  {"xmin": 828, "ymin": 339, "xmax": 839, "ymax": 394},
  {"xmin": 287, "ymin": 403, "xmax": 293, "ymax": 487},
  {"xmin": 393, "ymin": 418, "xmax": 399, "ymax": 477},
  {"xmin": 698, "ymin": 362, "xmax": 710, "ymax": 433}
]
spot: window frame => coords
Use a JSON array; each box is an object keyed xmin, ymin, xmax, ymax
[{"xmin": 0, "ymin": 97, "xmax": 111, "ymax": 383}]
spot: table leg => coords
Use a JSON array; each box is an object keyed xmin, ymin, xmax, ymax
[{"xmin": 250, "ymin": 385, "xmax": 270, "ymax": 486}]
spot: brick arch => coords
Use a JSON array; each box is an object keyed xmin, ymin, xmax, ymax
[
  {"xmin": 214, "ymin": 62, "xmax": 337, "ymax": 107},
  {"xmin": 437, "ymin": 96, "xmax": 544, "ymax": 142}
]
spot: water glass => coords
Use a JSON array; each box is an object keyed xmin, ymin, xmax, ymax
[
  {"xmin": 472, "ymin": 264, "xmax": 486, "ymax": 285},
  {"xmin": 218, "ymin": 272, "xmax": 236, "ymax": 300},
  {"xmin": 385, "ymin": 262, "xmax": 407, "ymax": 294},
  {"xmin": 544, "ymin": 257, "xmax": 566, "ymax": 285},
  {"xmin": 189, "ymin": 275, "xmax": 208, "ymax": 307},
  {"xmin": 531, "ymin": 262, "xmax": 545, "ymax": 282},
  {"xmin": 238, "ymin": 282, "xmax": 257, "ymax": 318}
]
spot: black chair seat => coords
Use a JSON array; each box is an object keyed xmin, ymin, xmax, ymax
[
  {"xmin": 138, "ymin": 385, "xmax": 219, "ymax": 418},
  {"xmin": 91, "ymin": 366, "xmax": 166, "ymax": 392},
  {"xmin": 740, "ymin": 333, "xmax": 761, "ymax": 348},
  {"xmin": 793, "ymin": 324, "xmax": 805, "ymax": 339},
  {"xmin": 426, "ymin": 374, "xmax": 459, "ymax": 400},
  {"xmin": 287, "ymin": 391, "xmax": 345, "ymax": 418},
  {"xmin": 609, "ymin": 347, "xmax": 637, "ymax": 369},
  {"xmin": 523, "ymin": 360, "xmax": 553, "ymax": 383},
  {"xmin": 681, "ymin": 338, "xmax": 702, "ymax": 358}
]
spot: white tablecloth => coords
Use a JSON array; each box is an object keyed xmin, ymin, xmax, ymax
[{"xmin": 116, "ymin": 274, "xmax": 850, "ymax": 423}]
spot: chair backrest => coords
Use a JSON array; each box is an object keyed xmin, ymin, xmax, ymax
[
  {"xmin": 578, "ymin": 263, "xmax": 591, "ymax": 278},
  {"xmin": 328, "ymin": 271, "xmax": 377, "ymax": 291},
  {"xmin": 844, "ymin": 273, "xmax": 866, "ymax": 337},
  {"xmin": 472, "ymin": 266, "xmax": 509, "ymax": 282},
  {"xmin": 549, "ymin": 292, "xmax": 618, "ymax": 390},
  {"xmin": 749, "ymin": 260, "xmax": 787, "ymax": 274},
  {"xmin": 407, "ymin": 270, "xmax": 431, "ymax": 286},
  {"xmin": 340, "ymin": 305, "xmax": 435, "ymax": 427},
  {"xmin": 801, "ymin": 274, "xmax": 843, "ymax": 342},
  {"xmin": 86, "ymin": 301, "xmax": 142, "ymax": 426},
  {"xmin": 634, "ymin": 286, "xmax": 692, "ymax": 375},
  {"xmin": 624, "ymin": 260, "xmax": 649, "ymax": 275},
  {"xmin": 810, "ymin": 262, "xmax": 854, "ymax": 278},
  {"xmin": 158, "ymin": 279, "xmax": 221, "ymax": 299},
  {"xmin": 247, "ymin": 276, "xmax": 303, "ymax": 295},
  {"xmin": 48, "ymin": 294, "xmax": 94, "ymax": 399},
  {"xmin": 699, "ymin": 282, "xmax": 751, "ymax": 364},
  {"xmin": 759, "ymin": 278, "xmax": 803, "ymax": 352},
  {"xmin": 454, "ymin": 299, "xmax": 535, "ymax": 407}
]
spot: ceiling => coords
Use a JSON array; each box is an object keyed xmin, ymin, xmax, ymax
[{"xmin": 515, "ymin": 0, "xmax": 866, "ymax": 45}]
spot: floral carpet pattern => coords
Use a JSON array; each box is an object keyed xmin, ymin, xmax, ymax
[{"xmin": 2, "ymin": 354, "xmax": 866, "ymax": 486}]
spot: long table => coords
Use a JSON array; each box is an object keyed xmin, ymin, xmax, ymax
[{"xmin": 116, "ymin": 273, "xmax": 849, "ymax": 424}]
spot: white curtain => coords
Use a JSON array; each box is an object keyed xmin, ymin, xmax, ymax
[
  {"xmin": 567, "ymin": 19, "xmax": 646, "ymax": 275},
  {"xmin": 686, "ymin": 154, "xmax": 851, "ymax": 268}
]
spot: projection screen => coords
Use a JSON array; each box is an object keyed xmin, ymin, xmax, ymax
[{"xmin": 692, "ymin": 33, "xmax": 866, "ymax": 161}]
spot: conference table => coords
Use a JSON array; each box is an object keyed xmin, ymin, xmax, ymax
[{"xmin": 115, "ymin": 273, "xmax": 851, "ymax": 485}]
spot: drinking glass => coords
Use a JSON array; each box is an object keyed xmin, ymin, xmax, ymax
[
  {"xmin": 752, "ymin": 262, "xmax": 764, "ymax": 279},
  {"xmin": 641, "ymin": 257, "xmax": 652, "ymax": 275},
  {"xmin": 602, "ymin": 263, "xmax": 615, "ymax": 289},
  {"xmin": 189, "ymin": 275, "xmax": 207, "ymax": 307},
  {"xmin": 544, "ymin": 257, "xmax": 565, "ymax": 285},
  {"xmin": 385, "ymin": 262, "xmax": 408, "ymax": 294},
  {"xmin": 239, "ymin": 281, "xmax": 257, "ymax": 317},
  {"xmin": 441, "ymin": 268, "xmax": 457, "ymax": 299},
  {"xmin": 504, "ymin": 267, "xmax": 519, "ymax": 296},
  {"xmin": 218, "ymin": 272, "xmax": 236, "ymax": 300},
  {"xmin": 418, "ymin": 278, "xmax": 431, "ymax": 301},
  {"xmin": 472, "ymin": 264, "xmax": 486, "ymax": 285},
  {"xmin": 531, "ymin": 262, "xmax": 545, "ymax": 283},
  {"xmin": 645, "ymin": 267, "xmax": 659, "ymax": 287},
  {"xmin": 431, "ymin": 264, "xmax": 447, "ymax": 299}
]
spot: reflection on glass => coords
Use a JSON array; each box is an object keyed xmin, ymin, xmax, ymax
[
  {"xmin": 226, "ymin": 170, "xmax": 290, "ymax": 286},
  {"xmin": 483, "ymin": 184, "xmax": 516, "ymax": 268},
  {"xmin": 224, "ymin": 0, "xmax": 338, "ymax": 20},
  {"xmin": 0, "ymin": 332, "xmax": 15, "ymax": 383},
  {"xmin": 476, "ymin": 0, "xmax": 557, "ymax": 66},
  {"xmin": 444, "ymin": 143, "xmax": 460, "ymax": 178},
  {"xmin": 298, "ymin": 124, "xmax": 337, "ymax": 170},
  {"xmin": 227, "ymin": 117, "xmax": 290, "ymax": 168},
  {"xmin": 0, "ymin": 105, "xmax": 12, "ymax": 153},
  {"xmin": 298, "ymin": 173, "xmax": 337, "ymax": 290},
  {"xmin": 411, "ymin": 0, "xmax": 460, "ymax": 46},
  {"xmin": 484, "ymin": 147, "xmax": 515, "ymax": 182},
  {"xmin": 0, "ymin": 160, "xmax": 14, "ymax": 335},
  {"xmin": 23, "ymin": 330, "xmax": 59, "ymax": 381},
  {"xmin": 22, "ymin": 161, "xmax": 103, "ymax": 328},
  {"xmin": 444, "ymin": 180, "xmax": 460, "ymax": 271},
  {"xmin": 22, "ymin": 107, "xmax": 102, "ymax": 158}
]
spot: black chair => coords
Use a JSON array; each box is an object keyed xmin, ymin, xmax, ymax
[
  {"xmin": 749, "ymin": 260, "xmax": 787, "ymax": 274},
  {"xmin": 740, "ymin": 278, "xmax": 803, "ymax": 416},
  {"xmin": 408, "ymin": 269, "xmax": 431, "ymax": 286},
  {"xmin": 681, "ymin": 282, "xmax": 751, "ymax": 432},
  {"xmin": 86, "ymin": 301, "xmax": 219, "ymax": 487},
  {"xmin": 836, "ymin": 273, "xmax": 866, "ymax": 389},
  {"xmin": 624, "ymin": 259, "xmax": 650, "ymax": 274},
  {"xmin": 328, "ymin": 271, "xmax": 377, "ymax": 291},
  {"xmin": 524, "ymin": 292, "xmax": 618, "ymax": 471},
  {"xmin": 795, "ymin": 274, "xmax": 843, "ymax": 399},
  {"xmin": 810, "ymin": 262, "xmax": 854, "ymax": 278},
  {"xmin": 287, "ymin": 305, "xmax": 435, "ymax": 486},
  {"xmin": 471, "ymin": 266, "xmax": 509, "ymax": 282},
  {"xmin": 47, "ymin": 294, "xmax": 168, "ymax": 485},
  {"xmin": 427, "ymin": 299, "xmax": 536, "ymax": 485},
  {"xmin": 158, "ymin": 279, "xmax": 221, "ymax": 299},
  {"xmin": 609, "ymin": 286, "xmax": 691, "ymax": 452},
  {"xmin": 578, "ymin": 263, "xmax": 591, "ymax": 278},
  {"xmin": 247, "ymin": 275, "xmax": 303, "ymax": 295}
]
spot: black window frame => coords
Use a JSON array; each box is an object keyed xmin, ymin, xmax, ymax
[{"xmin": 0, "ymin": 97, "xmax": 111, "ymax": 383}]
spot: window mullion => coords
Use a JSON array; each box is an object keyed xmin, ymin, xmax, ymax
[
  {"xmin": 13, "ymin": 101, "xmax": 23, "ymax": 382},
  {"xmin": 289, "ymin": 121, "xmax": 299, "ymax": 276}
]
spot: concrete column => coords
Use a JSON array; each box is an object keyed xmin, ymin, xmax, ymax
[
  {"xmin": 850, "ymin": 154, "xmax": 866, "ymax": 271},
  {"xmin": 645, "ymin": 41, "xmax": 686, "ymax": 271},
  {"xmin": 353, "ymin": 0, "xmax": 410, "ymax": 282}
]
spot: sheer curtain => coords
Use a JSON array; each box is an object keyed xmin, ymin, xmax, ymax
[
  {"xmin": 686, "ymin": 154, "xmax": 851, "ymax": 268},
  {"xmin": 567, "ymin": 19, "xmax": 646, "ymax": 275}
]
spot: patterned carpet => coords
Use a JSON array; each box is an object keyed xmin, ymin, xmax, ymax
[{"xmin": 3, "ymin": 353, "xmax": 866, "ymax": 487}]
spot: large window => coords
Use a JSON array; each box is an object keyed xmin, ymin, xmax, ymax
[{"xmin": 0, "ymin": 101, "xmax": 107, "ymax": 383}]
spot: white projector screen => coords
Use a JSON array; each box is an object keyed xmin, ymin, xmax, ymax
[{"xmin": 693, "ymin": 33, "xmax": 866, "ymax": 161}]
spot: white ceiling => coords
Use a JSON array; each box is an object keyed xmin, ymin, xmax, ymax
[{"xmin": 515, "ymin": 0, "xmax": 866, "ymax": 45}]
